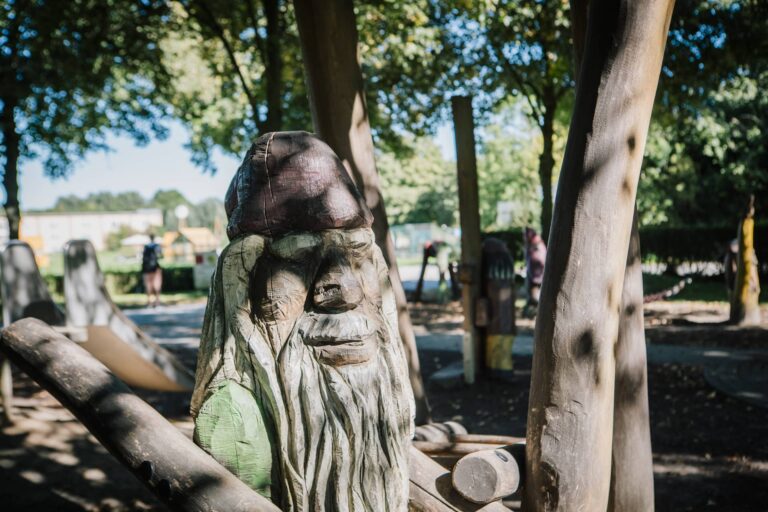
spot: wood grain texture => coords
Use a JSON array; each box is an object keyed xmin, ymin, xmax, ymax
[
  {"xmin": 609, "ymin": 213, "xmax": 654, "ymax": 511},
  {"xmin": 293, "ymin": 0, "xmax": 431, "ymax": 425},
  {"xmin": 0, "ymin": 318, "xmax": 279, "ymax": 512},
  {"xmin": 451, "ymin": 444, "xmax": 525, "ymax": 504},
  {"xmin": 524, "ymin": 1, "xmax": 675, "ymax": 510},
  {"xmin": 408, "ymin": 446, "xmax": 509, "ymax": 512}
]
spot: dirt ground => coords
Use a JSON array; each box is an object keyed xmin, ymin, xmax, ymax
[{"xmin": 1, "ymin": 300, "xmax": 767, "ymax": 511}]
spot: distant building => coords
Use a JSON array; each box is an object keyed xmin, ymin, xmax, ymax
[
  {"xmin": 0, "ymin": 209, "xmax": 164, "ymax": 254},
  {"xmin": 162, "ymin": 227, "xmax": 220, "ymax": 263}
]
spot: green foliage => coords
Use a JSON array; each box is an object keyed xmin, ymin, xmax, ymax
[
  {"xmin": 377, "ymin": 138, "xmax": 457, "ymax": 226},
  {"xmin": 50, "ymin": 191, "xmax": 148, "ymax": 213},
  {"xmin": 477, "ymin": 107, "xmax": 542, "ymax": 230},
  {"xmin": 0, "ymin": 0, "xmax": 171, "ymax": 177},
  {"xmin": 104, "ymin": 224, "xmax": 139, "ymax": 251},
  {"xmin": 639, "ymin": 0, "xmax": 768, "ymax": 227}
]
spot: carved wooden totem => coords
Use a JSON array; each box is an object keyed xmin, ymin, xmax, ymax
[{"xmin": 191, "ymin": 131, "xmax": 415, "ymax": 511}]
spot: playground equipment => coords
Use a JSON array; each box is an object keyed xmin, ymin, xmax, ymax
[{"xmin": 63, "ymin": 239, "xmax": 194, "ymax": 391}]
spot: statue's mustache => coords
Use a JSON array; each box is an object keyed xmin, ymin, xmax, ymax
[{"xmin": 295, "ymin": 311, "xmax": 377, "ymax": 346}]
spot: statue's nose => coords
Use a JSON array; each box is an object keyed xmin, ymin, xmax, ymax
[{"xmin": 312, "ymin": 255, "xmax": 363, "ymax": 312}]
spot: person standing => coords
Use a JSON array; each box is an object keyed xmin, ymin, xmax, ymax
[
  {"xmin": 142, "ymin": 234, "xmax": 163, "ymax": 308},
  {"xmin": 524, "ymin": 227, "xmax": 547, "ymax": 318}
]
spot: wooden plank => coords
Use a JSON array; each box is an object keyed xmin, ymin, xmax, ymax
[
  {"xmin": 0, "ymin": 318, "xmax": 279, "ymax": 512},
  {"xmin": 525, "ymin": 1, "xmax": 675, "ymax": 510},
  {"xmin": 451, "ymin": 96, "xmax": 482, "ymax": 384}
]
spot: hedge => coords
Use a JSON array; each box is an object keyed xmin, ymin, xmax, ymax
[
  {"xmin": 43, "ymin": 266, "xmax": 196, "ymax": 296},
  {"xmin": 484, "ymin": 224, "xmax": 768, "ymax": 270}
]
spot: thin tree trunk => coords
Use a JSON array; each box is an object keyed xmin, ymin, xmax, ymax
[
  {"xmin": 1, "ymin": 96, "xmax": 20, "ymax": 240},
  {"xmin": 262, "ymin": 0, "xmax": 283, "ymax": 132},
  {"xmin": 293, "ymin": 0, "xmax": 430, "ymax": 424},
  {"xmin": 609, "ymin": 210, "xmax": 654, "ymax": 511},
  {"xmin": 539, "ymin": 103, "xmax": 555, "ymax": 242},
  {"xmin": 569, "ymin": 2, "xmax": 656, "ymax": 509},
  {"xmin": 524, "ymin": 1, "xmax": 674, "ymax": 510}
]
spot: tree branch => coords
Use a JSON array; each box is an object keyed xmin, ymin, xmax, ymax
[{"xmin": 180, "ymin": 0, "xmax": 263, "ymax": 129}]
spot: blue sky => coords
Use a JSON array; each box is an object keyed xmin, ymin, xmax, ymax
[{"xmin": 20, "ymin": 122, "xmax": 457, "ymax": 211}]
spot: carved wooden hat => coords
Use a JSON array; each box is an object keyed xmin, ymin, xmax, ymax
[{"xmin": 225, "ymin": 131, "xmax": 374, "ymax": 239}]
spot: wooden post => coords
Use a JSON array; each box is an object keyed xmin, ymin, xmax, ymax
[
  {"xmin": 0, "ymin": 318, "xmax": 280, "ymax": 512},
  {"xmin": 293, "ymin": 0, "xmax": 431, "ymax": 424},
  {"xmin": 570, "ymin": 4, "xmax": 656, "ymax": 509},
  {"xmin": 609, "ymin": 210, "xmax": 654, "ymax": 511},
  {"xmin": 524, "ymin": 1, "xmax": 675, "ymax": 510},
  {"xmin": 451, "ymin": 96, "xmax": 482, "ymax": 384}
]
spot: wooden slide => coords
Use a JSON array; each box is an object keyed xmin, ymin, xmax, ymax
[{"xmin": 60, "ymin": 240, "xmax": 195, "ymax": 392}]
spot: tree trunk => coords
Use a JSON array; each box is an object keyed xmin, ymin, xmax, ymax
[
  {"xmin": 1, "ymin": 96, "xmax": 20, "ymax": 240},
  {"xmin": 570, "ymin": 3, "xmax": 656, "ymax": 508},
  {"xmin": 1, "ymin": 318, "xmax": 280, "ymax": 512},
  {"xmin": 524, "ymin": 1, "xmax": 674, "ymax": 510},
  {"xmin": 538, "ymin": 103, "xmax": 555, "ymax": 243},
  {"xmin": 292, "ymin": 0, "xmax": 430, "ymax": 424},
  {"xmin": 262, "ymin": 0, "xmax": 283, "ymax": 132},
  {"xmin": 608, "ymin": 210, "xmax": 654, "ymax": 511}
]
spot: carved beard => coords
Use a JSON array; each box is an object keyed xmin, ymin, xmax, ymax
[{"xmin": 275, "ymin": 310, "xmax": 412, "ymax": 511}]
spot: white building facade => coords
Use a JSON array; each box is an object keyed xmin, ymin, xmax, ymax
[{"xmin": 0, "ymin": 209, "xmax": 164, "ymax": 253}]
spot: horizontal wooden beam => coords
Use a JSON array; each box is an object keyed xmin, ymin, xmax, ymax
[{"xmin": 0, "ymin": 318, "xmax": 280, "ymax": 512}]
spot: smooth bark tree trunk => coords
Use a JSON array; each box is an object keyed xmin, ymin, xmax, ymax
[
  {"xmin": 451, "ymin": 96, "xmax": 482, "ymax": 384},
  {"xmin": 570, "ymin": 3, "xmax": 656, "ymax": 508},
  {"xmin": 539, "ymin": 103, "xmax": 555, "ymax": 243},
  {"xmin": 0, "ymin": 97, "xmax": 19, "ymax": 424},
  {"xmin": 262, "ymin": 0, "xmax": 283, "ymax": 132},
  {"xmin": 1, "ymin": 96, "xmax": 20, "ymax": 240},
  {"xmin": 524, "ymin": 1, "xmax": 674, "ymax": 510},
  {"xmin": 292, "ymin": 0, "xmax": 430, "ymax": 424},
  {"xmin": 608, "ymin": 211, "xmax": 654, "ymax": 511}
]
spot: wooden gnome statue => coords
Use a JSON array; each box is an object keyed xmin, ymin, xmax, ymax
[{"xmin": 191, "ymin": 132, "xmax": 415, "ymax": 511}]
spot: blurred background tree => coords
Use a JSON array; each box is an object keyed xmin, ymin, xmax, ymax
[{"xmin": 0, "ymin": 0, "xmax": 171, "ymax": 238}]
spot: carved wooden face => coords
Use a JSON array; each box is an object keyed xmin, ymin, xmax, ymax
[
  {"xmin": 193, "ymin": 227, "xmax": 412, "ymax": 510},
  {"xmin": 252, "ymin": 228, "xmax": 390, "ymax": 367}
]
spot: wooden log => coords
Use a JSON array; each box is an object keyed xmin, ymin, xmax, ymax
[
  {"xmin": 452, "ymin": 443, "xmax": 525, "ymax": 504},
  {"xmin": 414, "ymin": 441, "xmax": 506, "ymax": 457},
  {"xmin": 451, "ymin": 96, "xmax": 483, "ymax": 384},
  {"xmin": 408, "ymin": 446, "xmax": 509, "ymax": 511},
  {"xmin": 0, "ymin": 318, "xmax": 280, "ymax": 512},
  {"xmin": 609, "ymin": 211, "xmax": 654, "ymax": 511},
  {"xmin": 414, "ymin": 421, "xmax": 468, "ymax": 442},
  {"xmin": 524, "ymin": 1, "xmax": 675, "ymax": 510}
]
